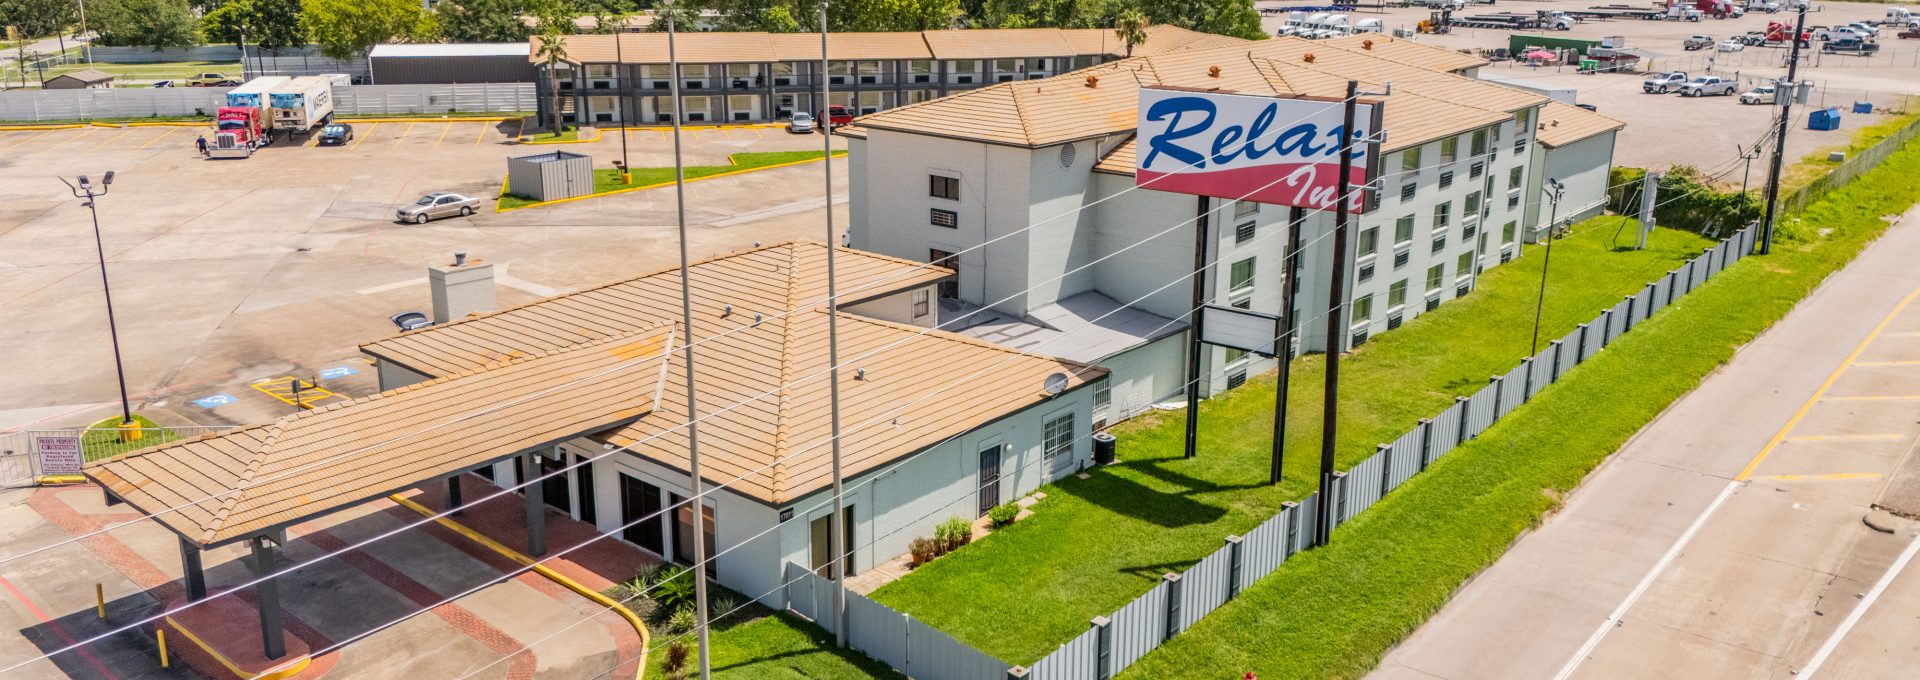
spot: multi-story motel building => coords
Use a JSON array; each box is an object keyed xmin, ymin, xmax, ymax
[
  {"xmin": 842, "ymin": 34, "xmax": 1623, "ymax": 423},
  {"xmin": 528, "ymin": 25, "xmax": 1246, "ymax": 127}
]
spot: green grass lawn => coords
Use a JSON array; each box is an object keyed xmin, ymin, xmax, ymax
[
  {"xmin": 498, "ymin": 150, "xmax": 844, "ymax": 209},
  {"xmin": 1117, "ymin": 129, "xmax": 1920, "ymax": 680},
  {"xmin": 870, "ymin": 217, "xmax": 1715, "ymax": 664},
  {"xmin": 648, "ymin": 610, "xmax": 902, "ymax": 679},
  {"xmin": 521, "ymin": 125, "xmax": 583, "ymax": 143},
  {"xmin": 23, "ymin": 61, "xmax": 243, "ymax": 86},
  {"xmin": 79, "ymin": 414, "xmax": 178, "ymax": 462}
]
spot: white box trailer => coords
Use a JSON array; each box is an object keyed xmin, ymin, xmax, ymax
[
  {"xmin": 223, "ymin": 76, "xmax": 291, "ymax": 111},
  {"xmin": 268, "ymin": 76, "xmax": 335, "ymax": 134}
]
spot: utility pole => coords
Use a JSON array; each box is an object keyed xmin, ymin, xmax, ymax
[
  {"xmin": 1270, "ymin": 207, "xmax": 1303, "ymax": 486},
  {"xmin": 820, "ymin": 0, "xmax": 849, "ymax": 649},
  {"xmin": 1636, "ymin": 170, "xmax": 1660, "ymax": 250},
  {"xmin": 664, "ymin": 8, "xmax": 712, "ymax": 678},
  {"xmin": 75, "ymin": 0, "xmax": 91, "ymax": 63},
  {"xmin": 1315, "ymin": 81, "xmax": 1361, "ymax": 548},
  {"xmin": 1737, "ymin": 143, "xmax": 1755, "ymax": 210},
  {"xmin": 1531, "ymin": 179, "xmax": 1565, "ymax": 357},
  {"xmin": 1758, "ymin": 0, "xmax": 1808, "ymax": 255},
  {"xmin": 615, "ymin": 27, "xmax": 629, "ymax": 175}
]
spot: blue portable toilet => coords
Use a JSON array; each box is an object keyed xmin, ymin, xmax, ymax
[
  {"xmin": 1852, "ymin": 101, "xmax": 1873, "ymax": 114},
  {"xmin": 1808, "ymin": 108, "xmax": 1841, "ymax": 131}
]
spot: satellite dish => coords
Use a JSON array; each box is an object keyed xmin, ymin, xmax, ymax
[{"xmin": 1043, "ymin": 372, "xmax": 1070, "ymax": 395}]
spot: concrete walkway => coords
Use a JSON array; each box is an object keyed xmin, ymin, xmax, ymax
[{"xmin": 1372, "ymin": 208, "xmax": 1920, "ymax": 679}]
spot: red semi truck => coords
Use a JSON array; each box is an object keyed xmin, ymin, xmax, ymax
[{"xmin": 209, "ymin": 106, "xmax": 269, "ymax": 159}]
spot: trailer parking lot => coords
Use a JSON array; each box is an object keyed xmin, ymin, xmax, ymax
[
  {"xmin": 0, "ymin": 119, "xmax": 845, "ymax": 430},
  {"xmin": 1259, "ymin": 0, "xmax": 1920, "ymax": 172}
]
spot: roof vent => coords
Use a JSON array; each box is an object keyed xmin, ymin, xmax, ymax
[
  {"xmin": 1085, "ymin": 75, "xmax": 1099, "ymax": 88},
  {"xmin": 1551, "ymin": 119, "xmax": 1561, "ymax": 127},
  {"xmin": 722, "ymin": 303, "xmax": 733, "ymax": 317},
  {"xmin": 453, "ymin": 251, "xmax": 468, "ymax": 266},
  {"xmin": 754, "ymin": 312, "xmax": 763, "ymax": 325},
  {"xmin": 1303, "ymin": 53, "xmax": 1316, "ymax": 63},
  {"xmin": 1208, "ymin": 65, "xmax": 1221, "ymax": 78},
  {"xmin": 1363, "ymin": 39, "xmax": 1375, "ymax": 50},
  {"xmin": 854, "ymin": 368, "xmax": 866, "ymax": 381}
]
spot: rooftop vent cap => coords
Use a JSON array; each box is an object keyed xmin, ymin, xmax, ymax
[
  {"xmin": 1363, "ymin": 39, "xmax": 1375, "ymax": 50},
  {"xmin": 854, "ymin": 367, "xmax": 866, "ymax": 381},
  {"xmin": 1303, "ymin": 53, "xmax": 1316, "ymax": 63},
  {"xmin": 454, "ymin": 251, "xmax": 468, "ymax": 266},
  {"xmin": 723, "ymin": 303, "xmax": 733, "ymax": 317},
  {"xmin": 1085, "ymin": 75, "xmax": 1099, "ymax": 88},
  {"xmin": 1208, "ymin": 65, "xmax": 1221, "ymax": 78}
]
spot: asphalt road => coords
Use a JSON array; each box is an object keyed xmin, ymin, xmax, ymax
[{"xmin": 1371, "ymin": 204, "xmax": 1920, "ymax": 679}]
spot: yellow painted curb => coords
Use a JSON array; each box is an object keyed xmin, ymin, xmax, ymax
[
  {"xmin": 495, "ymin": 151, "xmax": 844, "ymax": 213},
  {"xmin": 519, "ymin": 126, "xmax": 603, "ymax": 145},
  {"xmin": 615, "ymin": 122, "xmax": 784, "ymax": 131},
  {"xmin": 36, "ymin": 475, "xmax": 88, "ymax": 485},
  {"xmin": 161, "ymin": 615, "xmax": 311, "ymax": 680},
  {"xmin": 89, "ymin": 121, "xmax": 125, "ymax": 129},
  {"xmin": 335, "ymin": 116, "xmax": 514, "ymax": 124},
  {"xmin": 125, "ymin": 121, "xmax": 209, "ymax": 128},
  {"xmin": 389, "ymin": 494, "xmax": 648, "ymax": 679},
  {"xmin": 0, "ymin": 123, "xmax": 84, "ymax": 131}
]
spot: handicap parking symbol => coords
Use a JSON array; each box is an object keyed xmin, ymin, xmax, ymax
[
  {"xmin": 319, "ymin": 365, "xmax": 360, "ymax": 380},
  {"xmin": 192, "ymin": 394, "xmax": 237, "ymax": 409}
]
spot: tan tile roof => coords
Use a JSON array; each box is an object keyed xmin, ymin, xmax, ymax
[
  {"xmin": 922, "ymin": 29, "xmax": 1077, "ymax": 60},
  {"xmin": 532, "ymin": 33, "xmax": 782, "ymax": 65},
  {"xmin": 530, "ymin": 26, "xmax": 1251, "ymax": 65},
  {"xmin": 87, "ymin": 329, "xmax": 674, "ymax": 546},
  {"xmin": 858, "ymin": 37, "xmax": 1543, "ymax": 151},
  {"xmin": 1317, "ymin": 34, "xmax": 1488, "ymax": 73},
  {"xmin": 768, "ymin": 32, "xmax": 934, "ymax": 61},
  {"xmin": 1534, "ymin": 100, "xmax": 1625, "ymax": 148},
  {"xmin": 362, "ymin": 242, "xmax": 1105, "ymax": 505}
]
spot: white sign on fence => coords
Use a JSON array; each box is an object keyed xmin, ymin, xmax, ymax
[
  {"xmin": 1198, "ymin": 304, "xmax": 1282, "ymax": 355},
  {"xmin": 35, "ymin": 436, "xmax": 82, "ymax": 476}
]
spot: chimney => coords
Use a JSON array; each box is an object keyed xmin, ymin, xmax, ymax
[{"xmin": 429, "ymin": 252, "xmax": 496, "ymax": 324}]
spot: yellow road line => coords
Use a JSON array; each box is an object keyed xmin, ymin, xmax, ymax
[
  {"xmin": 42, "ymin": 128, "xmax": 96, "ymax": 151},
  {"xmin": 1854, "ymin": 360, "xmax": 1920, "ymax": 367},
  {"xmin": 1738, "ymin": 286, "xmax": 1920, "ymax": 481},
  {"xmin": 136, "ymin": 127, "xmax": 178, "ymax": 150},
  {"xmin": 435, "ymin": 122, "xmax": 452, "ymax": 148},
  {"xmin": 1824, "ymin": 395, "xmax": 1920, "ymax": 401},
  {"xmin": 248, "ymin": 376, "xmax": 340, "ymax": 408},
  {"xmin": 1761, "ymin": 472, "xmax": 1885, "ymax": 482},
  {"xmin": 392, "ymin": 122, "xmax": 415, "ymax": 147},
  {"xmin": 348, "ymin": 122, "xmax": 379, "ymax": 150},
  {"xmin": 388, "ymin": 494, "xmax": 649, "ymax": 680},
  {"xmin": 93, "ymin": 127, "xmax": 135, "ymax": 149},
  {"xmin": 1785, "ymin": 433, "xmax": 1908, "ymax": 443},
  {"xmin": 163, "ymin": 615, "xmax": 310, "ymax": 680}
]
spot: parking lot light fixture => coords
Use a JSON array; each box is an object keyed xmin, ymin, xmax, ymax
[{"xmin": 59, "ymin": 171, "xmax": 135, "ymax": 432}]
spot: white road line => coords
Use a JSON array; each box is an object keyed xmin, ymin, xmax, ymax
[
  {"xmin": 1797, "ymin": 529, "xmax": 1920, "ymax": 679},
  {"xmin": 1552, "ymin": 480, "xmax": 1742, "ymax": 680}
]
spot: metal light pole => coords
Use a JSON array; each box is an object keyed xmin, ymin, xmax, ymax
[
  {"xmin": 615, "ymin": 27, "xmax": 629, "ymax": 173},
  {"xmin": 1530, "ymin": 178, "xmax": 1565, "ymax": 357},
  {"xmin": 1759, "ymin": 0, "xmax": 1808, "ymax": 255},
  {"xmin": 820, "ymin": 0, "xmax": 849, "ymax": 649},
  {"xmin": 76, "ymin": 0, "xmax": 92, "ymax": 63},
  {"xmin": 60, "ymin": 172, "xmax": 132, "ymax": 429},
  {"xmin": 665, "ymin": 9, "xmax": 713, "ymax": 678}
]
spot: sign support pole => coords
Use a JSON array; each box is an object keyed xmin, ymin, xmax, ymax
[
  {"xmin": 1271, "ymin": 207, "xmax": 1304, "ymax": 485},
  {"xmin": 1183, "ymin": 194, "xmax": 1210, "ymax": 459},
  {"xmin": 1315, "ymin": 81, "xmax": 1360, "ymax": 547}
]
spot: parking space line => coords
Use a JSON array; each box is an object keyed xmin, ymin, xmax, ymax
[
  {"xmin": 93, "ymin": 127, "xmax": 134, "ymax": 149},
  {"xmin": 392, "ymin": 122, "xmax": 415, "ymax": 147},
  {"xmin": 433, "ymin": 122, "xmax": 451, "ymax": 148},
  {"xmin": 42, "ymin": 128, "xmax": 97, "ymax": 151},
  {"xmin": 6, "ymin": 130, "xmax": 53, "ymax": 148},
  {"xmin": 1797, "ymin": 531, "xmax": 1920, "ymax": 680},
  {"xmin": 349, "ymin": 122, "xmax": 379, "ymax": 149},
  {"xmin": 135, "ymin": 127, "xmax": 178, "ymax": 150}
]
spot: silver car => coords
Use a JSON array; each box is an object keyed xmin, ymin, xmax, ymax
[
  {"xmin": 787, "ymin": 112, "xmax": 816, "ymax": 134},
  {"xmin": 397, "ymin": 192, "xmax": 482, "ymax": 224}
]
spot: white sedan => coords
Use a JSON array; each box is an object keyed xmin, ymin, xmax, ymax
[{"xmin": 1717, "ymin": 38, "xmax": 1746, "ymax": 51}]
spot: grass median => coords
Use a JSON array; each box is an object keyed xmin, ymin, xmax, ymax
[
  {"xmin": 497, "ymin": 150, "xmax": 843, "ymax": 210},
  {"xmin": 1116, "ymin": 132, "xmax": 1920, "ymax": 679},
  {"xmin": 870, "ymin": 218, "xmax": 1714, "ymax": 664}
]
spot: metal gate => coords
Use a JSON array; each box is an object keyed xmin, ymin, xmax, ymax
[{"xmin": 0, "ymin": 433, "xmax": 38, "ymax": 488}]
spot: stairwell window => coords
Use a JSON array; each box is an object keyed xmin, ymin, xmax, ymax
[
  {"xmin": 1503, "ymin": 220, "xmax": 1518, "ymax": 245},
  {"xmin": 1457, "ymin": 251, "xmax": 1474, "ymax": 277},
  {"xmin": 1235, "ymin": 200, "xmax": 1260, "ymax": 218},
  {"xmin": 930, "ymin": 174, "xmax": 959, "ymax": 200},
  {"xmin": 1229, "ymin": 258, "xmax": 1256, "ymax": 306},
  {"xmin": 1509, "ymin": 166, "xmax": 1524, "ymax": 190},
  {"xmin": 911, "ymin": 289, "xmax": 931, "ymax": 319},
  {"xmin": 1471, "ymin": 129, "xmax": 1488, "ymax": 158},
  {"xmin": 1401, "ymin": 146, "xmax": 1422, "ymax": 175},
  {"xmin": 1352, "ymin": 294, "xmax": 1374, "ymax": 323},
  {"xmin": 1433, "ymin": 201, "xmax": 1451, "ymax": 229}
]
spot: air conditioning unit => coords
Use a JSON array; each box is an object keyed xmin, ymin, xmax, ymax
[
  {"xmin": 651, "ymin": 80, "xmax": 669, "ymax": 89},
  {"xmin": 689, "ymin": 112, "xmax": 707, "ymax": 121},
  {"xmin": 1358, "ymin": 261, "xmax": 1375, "ymax": 282},
  {"xmin": 732, "ymin": 79, "xmax": 749, "ymax": 89},
  {"xmin": 733, "ymin": 111, "xmax": 750, "ymax": 121},
  {"xmin": 684, "ymin": 80, "xmax": 705, "ymax": 89},
  {"xmin": 913, "ymin": 74, "xmax": 932, "ymax": 83},
  {"xmin": 656, "ymin": 113, "xmax": 672, "ymax": 122},
  {"xmin": 859, "ymin": 75, "xmax": 878, "ymax": 84},
  {"xmin": 1351, "ymin": 330, "xmax": 1369, "ymax": 347},
  {"xmin": 957, "ymin": 75, "xmax": 975, "ymax": 84},
  {"xmin": 775, "ymin": 108, "xmax": 792, "ymax": 117},
  {"xmin": 774, "ymin": 77, "xmax": 793, "ymax": 86},
  {"xmin": 1456, "ymin": 283, "xmax": 1471, "ymax": 297},
  {"xmin": 1426, "ymin": 295, "xmax": 1441, "ymax": 311},
  {"xmin": 1387, "ymin": 314, "xmax": 1403, "ymax": 330},
  {"xmin": 996, "ymin": 74, "xmax": 1016, "ymax": 82},
  {"xmin": 1394, "ymin": 251, "xmax": 1410, "ymax": 268},
  {"xmin": 830, "ymin": 76, "xmax": 848, "ymax": 84}
]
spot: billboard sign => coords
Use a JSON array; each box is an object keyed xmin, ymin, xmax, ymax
[
  {"xmin": 1135, "ymin": 88, "xmax": 1380, "ymax": 213},
  {"xmin": 35, "ymin": 436, "xmax": 82, "ymax": 476},
  {"xmin": 1199, "ymin": 305, "xmax": 1284, "ymax": 356}
]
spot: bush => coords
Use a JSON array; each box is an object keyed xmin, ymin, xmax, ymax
[
  {"xmin": 664, "ymin": 640, "xmax": 690, "ymax": 671},
  {"xmin": 1606, "ymin": 165, "xmax": 1762, "ymax": 238},
  {"xmin": 935, "ymin": 516, "xmax": 974, "ymax": 552},
  {"xmin": 668, "ymin": 606, "xmax": 696, "ymax": 633},
  {"xmin": 653, "ymin": 566, "xmax": 697, "ymax": 613},
  {"xmin": 908, "ymin": 536, "xmax": 937, "ymax": 566},
  {"xmin": 988, "ymin": 503, "xmax": 1020, "ymax": 528},
  {"xmin": 710, "ymin": 592, "xmax": 741, "ymax": 622}
]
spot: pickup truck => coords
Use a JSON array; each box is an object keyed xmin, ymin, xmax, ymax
[
  {"xmin": 1680, "ymin": 76, "xmax": 1738, "ymax": 97},
  {"xmin": 1684, "ymin": 34, "xmax": 1714, "ymax": 50},
  {"xmin": 1643, "ymin": 71, "xmax": 1689, "ymax": 93},
  {"xmin": 186, "ymin": 72, "xmax": 240, "ymax": 87},
  {"xmin": 1822, "ymin": 38, "xmax": 1882, "ymax": 54}
]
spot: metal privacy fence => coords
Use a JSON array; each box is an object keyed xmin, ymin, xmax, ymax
[
  {"xmin": 0, "ymin": 83, "xmax": 533, "ymax": 121},
  {"xmin": 784, "ymin": 562, "xmax": 1011, "ymax": 680},
  {"xmin": 0, "ymin": 426, "xmax": 240, "ymax": 487},
  {"xmin": 1014, "ymin": 223, "xmax": 1761, "ymax": 679}
]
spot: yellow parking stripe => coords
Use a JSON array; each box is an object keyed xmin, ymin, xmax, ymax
[
  {"xmin": 94, "ymin": 127, "xmax": 135, "ymax": 149},
  {"xmin": 349, "ymin": 122, "xmax": 379, "ymax": 149},
  {"xmin": 434, "ymin": 122, "xmax": 452, "ymax": 148},
  {"xmin": 248, "ymin": 376, "xmax": 342, "ymax": 409},
  {"xmin": 43, "ymin": 128, "xmax": 97, "ymax": 151},
  {"xmin": 136, "ymin": 127, "xmax": 179, "ymax": 150},
  {"xmin": 7, "ymin": 130, "xmax": 53, "ymax": 148},
  {"xmin": 1760, "ymin": 472, "xmax": 1885, "ymax": 482},
  {"xmin": 392, "ymin": 122, "xmax": 415, "ymax": 147},
  {"xmin": 474, "ymin": 122, "xmax": 490, "ymax": 145}
]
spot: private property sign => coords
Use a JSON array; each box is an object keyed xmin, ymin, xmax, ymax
[
  {"xmin": 35, "ymin": 436, "xmax": 82, "ymax": 476},
  {"xmin": 1135, "ymin": 88, "xmax": 1381, "ymax": 212}
]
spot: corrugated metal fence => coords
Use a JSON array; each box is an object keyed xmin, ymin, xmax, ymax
[
  {"xmin": 0, "ymin": 83, "xmax": 532, "ymax": 122},
  {"xmin": 783, "ymin": 562, "xmax": 1010, "ymax": 680},
  {"xmin": 1011, "ymin": 223, "xmax": 1759, "ymax": 678}
]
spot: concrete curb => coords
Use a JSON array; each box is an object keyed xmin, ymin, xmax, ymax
[
  {"xmin": 388, "ymin": 493, "xmax": 649, "ymax": 679},
  {"xmin": 518, "ymin": 126, "xmax": 603, "ymax": 145},
  {"xmin": 334, "ymin": 116, "xmax": 515, "ymax": 124},
  {"xmin": 0, "ymin": 123, "xmax": 85, "ymax": 131}
]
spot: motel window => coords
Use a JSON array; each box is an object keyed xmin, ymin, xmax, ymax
[
  {"xmin": 1394, "ymin": 216, "xmax": 1414, "ymax": 244},
  {"xmin": 1352, "ymin": 294, "xmax": 1373, "ymax": 323},
  {"xmin": 1093, "ymin": 379, "xmax": 1111, "ymax": 427},
  {"xmin": 1426, "ymin": 264, "xmax": 1445, "ymax": 291},
  {"xmin": 1464, "ymin": 192, "xmax": 1481, "ymax": 217},
  {"xmin": 952, "ymin": 59, "xmax": 980, "ymax": 72},
  {"xmin": 1503, "ymin": 221, "xmax": 1518, "ymax": 245},
  {"xmin": 1229, "ymin": 258, "xmax": 1256, "ymax": 296},
  {"xmin": 1440, "ymin": 136, "xmax": 1458, "ymax": 163},
  {"xmin": 1043, "ymin": 413, "xmax": 1074, "ymax": 464},
  {"xmin": 1515, "ymin": 108, "xmax": 1532, "ymax": 129},
  {"xmin": 1401, "ymin": 145, "xmax": 1421, "ymax": 174},
  {"xmin": 1235, "ymin": 200, "xmax": 1259, "ymax": 218},
  {"xmin": 1457, "ymin": 251, "xmax": 1474, "ymax": 276},
  {"xmin": 1433, "ymin": 201, "xmax": 1451, "ymax": 229},
  {"xmin": 912, "ymin": 289, "xmax": 931, "ymax": 319},
  {"xmin": 1510, "ymin": 166, "xmax": 1524, "ymax": 190},
  {"xmin": 1388, "ymin": 280, "xmax": 1407, "ymax": 309},
  {"xmin": 930, "ymin": 174, "xmax": 959, "ymax": 200},
  {"xmin": 1359, "ymin": 227, "xmax": 1379, "ymax": 256},
  {"xmin": 993, "ymin": 58, "xmax": 1019, "ymax": 73},
  {"xmin": 1471, "ymin": 130, "xmax": 1488, "ymax": 157}
]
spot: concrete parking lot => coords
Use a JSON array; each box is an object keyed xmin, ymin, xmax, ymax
[
  {"xmin": 0, "ymin": 120, "xmax": 847, "ymax": 430},
  {"xmin": 1259, "ymin": 0, "xmax": 1920, "ymax": 172}
]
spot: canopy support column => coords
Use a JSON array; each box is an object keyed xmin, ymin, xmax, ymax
[
  {"xmin": 447, "ymin": 474, "xmax": 464, "ymax": 513},
  {"xmin": 179, "ymin": 537, "xmax": 206, "ymax": 602},
  {"xmin": 525, "ymin": 452, "xmax": 547, "ymax": 557},
  {"xmin": 249, "ymin": 535, "xmax": 286, "ymax": 660}
]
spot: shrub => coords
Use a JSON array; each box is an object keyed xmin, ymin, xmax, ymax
[
  {"xmin": 908, "ymin": 536, "xmax": 937, "ymax": 566},
  {"xmin": 936, "ymin": 516, "xmax": 974, "ymax": 552},
  {"xmin": 653, "ymin": 566, "xmax": 697, "ymax": 613},
  {"xmin": 988, "ymin": 503, "xmax": 1020, "ymax": 528},
  {"xmin": 668, "ymin": 606, "xmax": 696, "ymax": 633},
  {"xmin": 664, "ymin": 640, "xmax": 690, "ymax": 671},
  {"xmin": 710, "ymin": 592, "xmax": 741, "ymax": 622}
]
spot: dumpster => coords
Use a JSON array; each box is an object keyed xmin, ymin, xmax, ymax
[
  {"xmin": 1852, "ymin": 101, "xmax": 1872, "ymax": 114},
  {"xmin": 1092, "ymin": 432, "xmax": 1116, "ymax": 465},
  {"xmin": 1807, "ymin": 108, "xmax": 1841, "ymax": 131}
]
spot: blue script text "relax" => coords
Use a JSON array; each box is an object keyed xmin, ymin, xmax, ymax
[{"xmin": 1141, "ymin": 96, "xmax": 1362, "ymax": 169}]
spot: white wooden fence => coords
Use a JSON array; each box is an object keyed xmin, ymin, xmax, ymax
[{"xmin": 0, "ymin": 83, "xmax": 533, "ymax": 121}]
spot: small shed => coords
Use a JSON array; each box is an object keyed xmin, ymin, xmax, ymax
[
  {"xmin": 44, "ymin": 69, "xmax": 116, "ymax": 90},
  {"xmin": 507, "ymin": 151, "xmax": 594, "ymax": 202}
]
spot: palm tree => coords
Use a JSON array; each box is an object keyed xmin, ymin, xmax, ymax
[
  {"xmin": 1115, "ymin": 10, "xmax": 1149, "ymax": 57},
  {"xmin": 534, "ymin": 28, "xmax": 569, "ymax": 133}
]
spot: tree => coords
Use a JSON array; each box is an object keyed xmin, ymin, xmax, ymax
[
  {"xmin": 1134, "ymin": 0, "xmax": 1261, "ymax": 39},
  {"xmin": 302, "ymin": 0, "xmax": 434, "ymax": 60},
  {"xmin": 1113, "ymin": 8, "xmax": 1146, "ymax": 56},
  {"xmin": 435, "ymin": 0, "xmax": 535, "ymax": 42},
  {"xmin": 89, "ymin": 0, "xmax": 203, "ymax": 49},
  {"xmin": 0, "ymin": 0, "xmax": 76, "ymax": 46},
  {"xmin": 202, "ymin": 0, "xmax": 308, "ymax": 50},
  {"xmin": 531, "ymin": 16, "xmax": 567, "ymax": 131}
]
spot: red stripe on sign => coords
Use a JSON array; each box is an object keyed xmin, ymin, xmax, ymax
[{"xmin": 1138, "ymin": 162, "xmax": 1369, "ymax": 213}]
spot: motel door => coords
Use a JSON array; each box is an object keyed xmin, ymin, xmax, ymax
[
  {"xmin": 619, "ymin": 474, "xmax": 666, "ymax": 557},
  {"xmin": 929, "ymin": 249, "xmax": 959, "ymax": 299},
  {"xmin": 809, "ymin": 506, "xmax": 855, "ymax": 579},
  {"xmin": 977, "ymin": 444, "xmax": 1001, "ymax": 517}
]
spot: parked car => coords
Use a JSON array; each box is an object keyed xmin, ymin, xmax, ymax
[
  {"xmin": 1902, "ymin": 28, "xmax": 1920, "ymax": 39},
  {"xmin": 1717, "ymin": 38, "xmax": 1746, "ymax": 51},
  {"xmin": 151, "ymin": 80, "xmax": 174, "ymax": 88},
  {"xmin": 818, "ymin": 105, "xmax": 854, "ymax": 128},
  {"xmin": 1643, "ymin": 71, "xmax": 1689, "ymax": 93},
  {"xmin": 1812, "ymin": 25, "xmax": 1869, "ymax": 41},
  {"xmin": 186, "ymin": 72, "xmax": 238, "ymax": 87},
  {"xmin": 389, "ymin": 311, "xmax": 432, "ymax": 331},
  {"xmin": 1680, "ymin": 76, "xmax": 1738, "ymax": 96},
  {"xmin": 1738, "ymin": 83, "xmax": 1778, "ymax": 104},
  {"xmin": 786, "ymin": 112, "xmax": 816, "ymax": 134},
  {"xmin": 1684, "ymin": 34, "xmax": 1715, "ymax": 50},
  {"xmin": 1844, "ymin": 22, "xmax": 1880, "ymax": 37},
  {"xmin": 1823, "ymin": 37, "xmax": 1882, "ymax": 54},
  {"xmin": 317, "ymin": 123, "xmax": 354, "ymax": 145},
  {"xmin": 396, "ymin": 192, "xmax": 482, "ymax": 224}
]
